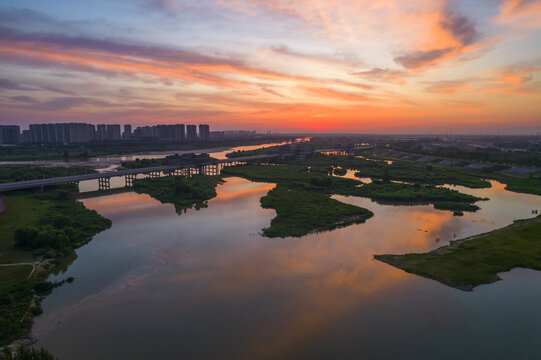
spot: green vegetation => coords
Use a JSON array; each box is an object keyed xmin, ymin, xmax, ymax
[
  {"xmin": 0, "ymin": 165, "xmax": 95, "ymax": 184},
  {"xmin": 120, "ymin": 153, "xmax": 213, "ymax": 169},
  {"xmin": 260, "ymin": 186, "xmax": 373, "ymax": 237},
  {"xmin": 222, "ymin": 163, "xmax": 483, "ymax": 236},
  {"xmin": 222, "ymin": 164, "xmax": 482, "ymax": 212},
  {"xmin": 354, "ymin": 182, "xmax": 483, "ymax": 212},
  {"xmin": 390, "ymin": 140, "xmax": 541, "ymax": 167},
  {"xmin": 375, "ymin": 216, "xmax": 541, "ymax": 291},
  {"xmin": 0, "ymin": 188, "xmax": 111, "ymax": 347},
  {"xmin": 132, "ymin": 175, "xmax": 224, "ymax": 214},
  {"xmin": 448, "ymin": 167, "xmax": 541, "ymax": 196},
  {"xmin": 222, "ymin": 164, "xmax": 362, "ymax": 194},
  {"xmin": 333, "ymin": 167, "xmax": 347, "ymax": 176},
  {"xmin": 1, "ymin": 345, "xmax": 56, "ymax": 359},
  {"xmin": 226, "ymin": 144, "xmax": 284, "ymax": 158},
  {"xmin": 504, "ymin": 174, "xmax": 541, "ymax": 196},
  {"xmin": 290, "ymin": 154, "xmax": 491, "ymax": 188},
  {"xmin": 0, "ymin": 138, "xmax": 285, "ymax": 161}
]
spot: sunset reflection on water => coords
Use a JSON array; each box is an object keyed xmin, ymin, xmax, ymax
[{"xmin": 34, "ymin": 177, "xmax": 541, "ymax": 360}]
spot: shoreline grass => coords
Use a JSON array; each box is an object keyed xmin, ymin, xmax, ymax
[
  {"xmin": 0, "ymin": 189, "xmax": 111, "ymax": 347},
  {"xmin": 260, "ymin": 186, "xmax": 373, "ymax": 237},
  {"xmin": 374, "ymin": 215, "xmax": 541, "ymax": 291}
]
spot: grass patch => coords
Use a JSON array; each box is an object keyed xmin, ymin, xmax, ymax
[
  {"xmin": 221, "ymin": 164, "xmax": 363, "ymax": 194},
  {"xmin": 375, "ymin": 216, "xmax": 541, "ymax": 291},
  {"xmin": 354, "ymin": 182, "xmax": 483, "ymax": 212},
  {"xmin": 132, "ymin": 175, "xmax": 224, "ymax": 214},
  {"xmin": 0, "ymin": 165, "xmax": 95, "ymax": 184},
  {"xmin": 295, "ymin": 154, "xmax": 490, "ymax": 188},
  {"xmin": 260, "ymin": 186, "xmax": 373, "ymax": 237},
  {"xmin": 0, "ymin": 266, "xmax": 32, "ymax": 289}
]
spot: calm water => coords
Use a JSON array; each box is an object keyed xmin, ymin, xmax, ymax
[{"xmin": 32, "ymin": 177, "xmax": 541, "ymax": 360}]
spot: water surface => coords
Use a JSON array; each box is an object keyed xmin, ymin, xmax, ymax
[{"xmin": 33, "ymin": 178, "xmax": 541, "ymax": 360}]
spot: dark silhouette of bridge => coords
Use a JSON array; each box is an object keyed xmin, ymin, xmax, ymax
[{"xmin": 0, "ymin": 145, "xmax": 373, "ymax": 192}]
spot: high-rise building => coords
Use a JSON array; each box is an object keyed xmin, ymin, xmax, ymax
[
  {"xmin": 27, "ymin": 123, "xmax": 95, "ymax": 144},
  {"xmin": 173, "ymin": 124, "xmax": 185, "ymax": 143},
  {"xmin": 198, "ymin": 124, "xmax": 210, "ymax": 142},
  {"xmin": 96, "ymin": 124, "xmax": 106, "ymax": 141},
  {"xmin": 124, "ymin": 124, "xmax": 132, "ymax": 139},
  {"xmin": 106, "ymin": 124, "xmax": 121, "ymax": 140},
  {"xmin": 0, "ymin": 125, "xmax": 20, "ymax": 144},
  {"xmin": 186, "ymin": 125, "xmax": 197, "ymax": 142}
]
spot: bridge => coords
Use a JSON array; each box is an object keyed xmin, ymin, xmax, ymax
[{"xmin": 0, "ymin": 145, "xmax": 373, "ymax": 192}]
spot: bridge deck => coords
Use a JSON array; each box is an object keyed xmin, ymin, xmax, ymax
[{"xmin": 0, "ymin": 146, "xmax": 372, "ymax": 192}]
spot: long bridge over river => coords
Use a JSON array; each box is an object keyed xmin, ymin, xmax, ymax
[{"xmin": 0, "ymin": 146, "xmax": 373, "ymax": 192}]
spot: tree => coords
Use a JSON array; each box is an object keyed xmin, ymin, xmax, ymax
[
  {"xmin": 52, "ymin": 215, "xmax": 72, "ymax": 229},
  {"xmin": 382, "ymin": 168, "xmax": 391, "ymax": 183},
  {"xmin": 1, "ymin": 345, "xmax": 56, "ymax": 360},
  {"xmin": 14, "ymin": 227, "xmax": 38, "ymax": 247}
]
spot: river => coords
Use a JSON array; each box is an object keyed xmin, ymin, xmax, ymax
[{"xmin": 29, "ymin": 164, "xmax": 541, "ymax": 359}]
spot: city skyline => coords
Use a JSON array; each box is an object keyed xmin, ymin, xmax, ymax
[{"xmin": 0, "ymin": 0, "xmax": 540, "ymax": 133}]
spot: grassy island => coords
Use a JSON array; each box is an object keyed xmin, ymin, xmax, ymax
[
  {"xmin": 375, "ymin": 215, "xmax": 541, "ymax": 291},
  {"xmin": 260, "ymin": 186, "xmax": 373, "ymax": 237},
  {"xmin": 132, "ymin": 175, "xmax": 224, "ymax": 214},
  {"xmin": 293, "ymin": 154, "xmax": 491, "ymax": 188},
  {"xmin": 222, "ymin": 164, "xmax": 483, "ymax": 213},
  {"xmin": 222, "ymin": 163, "xmax": 482, "ymax": 237},
  {"xmin": 354, "ymin": 182, "xmax": 483, "ymax": 212},
  {"xmin": 0, "ymin": 188, "xmax": 111, "ymax": 346}
]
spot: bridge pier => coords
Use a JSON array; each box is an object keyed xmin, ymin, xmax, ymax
[{"xmin": 98, "ymin": 177, "xmax": 110, "ymax": 190}]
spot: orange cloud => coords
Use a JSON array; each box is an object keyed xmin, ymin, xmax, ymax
[
  {"xmin": 496, "ymin": 0, "xmax": 541, "ymax": 27},
  {"xmin": 425, "ymin": 80, "xmax": 471, "ymax": 94}
]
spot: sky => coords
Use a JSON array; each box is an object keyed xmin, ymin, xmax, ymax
[{"xmin": 0, "ymin": 0, "xmax": 540, "ymax": 133}]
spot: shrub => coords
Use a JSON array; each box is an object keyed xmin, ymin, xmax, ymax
[{"xmin": 52, "ymin": 215, "xmax": 72, "ymax": 229}]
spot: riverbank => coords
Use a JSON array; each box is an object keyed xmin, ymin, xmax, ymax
[
  {"xmin": 0, "ymin": 137, "xmax": 288, "ymax": 162},
  {"xmin": 375, "ymin": 215, "xmax": 541, "ymax": 291},
  {"xmin": 0, "ymin": 189, "xmax": 111, "ymax": 348}
]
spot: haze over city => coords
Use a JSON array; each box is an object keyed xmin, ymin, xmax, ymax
[{"xmin": 1, "ymin": 0, "xmax": 540, "ymax": 133}]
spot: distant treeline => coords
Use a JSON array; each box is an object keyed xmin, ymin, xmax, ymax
[{"xmin": 390, "ymin": 141, "xmax": 541, "ymax": 167}]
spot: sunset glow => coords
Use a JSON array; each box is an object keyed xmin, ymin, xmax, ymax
[{"xmin": 1, "ymin": 0, "xmax": 540, "ymax": 132}]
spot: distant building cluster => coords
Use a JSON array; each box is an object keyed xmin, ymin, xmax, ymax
[
  {"xmin": 210, "ymin": 130, "xmax": 256, "ymax": 141},
  {"xmin": 0, "ymin": 125, "xmax": 21, "ymax": 144},
  {"xmin": 0, "ymin": 122, "xmax": 257, "ymax": 145}
]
